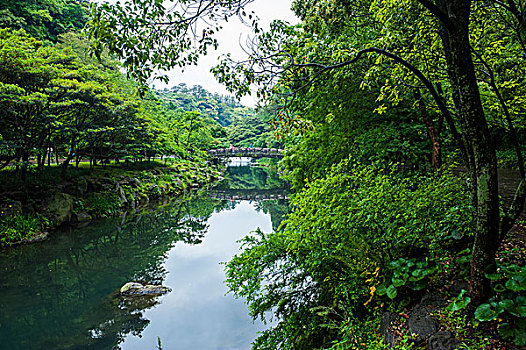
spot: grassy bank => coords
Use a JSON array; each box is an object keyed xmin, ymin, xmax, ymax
[{"xmin": 0, "ymin": 158, "xmax": 222, "ymax": 247}]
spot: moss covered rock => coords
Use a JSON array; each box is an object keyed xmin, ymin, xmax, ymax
[{"xmin": 43, "ymin": 193, "xmax": 74, "ymax": 226}]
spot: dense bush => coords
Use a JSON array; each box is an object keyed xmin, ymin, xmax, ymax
[
  {"xmin": 225, "ymin": 157, "xmax": 474, "ymax": 348},
  {"xmin": 84, "ymin": 193, "xmax": 121, "ymax": 217},
  {"xmin": 0, "ymin": 212, "xmax": 48, "ymax": 246}
]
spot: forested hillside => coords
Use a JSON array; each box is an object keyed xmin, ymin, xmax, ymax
[
  {"xmin": 0, "ymin": 0, "xmax": 88, "ymax": 43},
  {"xmin": 155, "ymin": 85, "xmax": 280, "ymax": 148},
  {"xmin": 156, "ymin": 83, "xmax": 245, "ymax": 126},
  {"xmin": 0, "ymin": 0, "xmax": 273, "ymax": 247}
]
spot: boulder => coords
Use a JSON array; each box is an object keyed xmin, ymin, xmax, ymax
[
  {"xmin": 116, "ymin": 184, "xmax": 128, "ymax": 205},
  {"xmin": 129, "ymin": 178, "xmax": 141, "ymax": 188},
  {"xmin": 380, "ymin": 312, "xmax": 402, "ymax": 348},
  {"xmin": 408, "ymin": 312, "xmax": 440, "ymax": 343},
  {"xmin": 428, "ymin": 331, "xmax": 460, "ymax": 350},
  {"xmin": 408, "ymin": 295, "xmax": 443, "ymax": 343},
  {"xmin": 43, "ymin": 193, "xmax": 74, "ymax": 226},
  {"xmin": 14, "ymin": 231, "xmax": 50, "ymax": 245},
  {"xmin": 120, "ymin": 282, "xmax": 170, "ymax": 296},
  {"xmin": 73, "ymin": 212, "xmax": 92, "ymax": 223},
  {"xmin": 87, "ymin": 178, "xmax": 112, "ymax": 192}
]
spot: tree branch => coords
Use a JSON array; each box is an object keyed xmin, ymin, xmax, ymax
[
  {"xmin": 285, "ymin": 47, "xmax": 465, "ymax": 156},
  {"xmin": 472, "ymin": 47, "xmax": 525, "ymax": 177},
  {"xmin": 415, "ymin": 0, "xmax": 455, "ymax": 30}
]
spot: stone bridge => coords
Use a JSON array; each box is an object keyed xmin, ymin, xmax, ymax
[{"xmin": 207, "ymin": 148, "xmax": 284, "ymax": 159}]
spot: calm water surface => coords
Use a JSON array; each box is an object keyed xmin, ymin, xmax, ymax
[{"xmin": 0, "ymin": 165, "xmax": 288, "ymax": 350}]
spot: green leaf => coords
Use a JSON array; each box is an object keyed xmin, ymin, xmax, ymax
[
  {"xmin": 493, "ymin": 284, "xmax": 506, "ymax": 293},
  {"xmin": 386, "ymin": 285, "xmax": 397, "ymax": 299},
  {"xmin": 411, "ymin": 280, "xmax": 427, "ymax": 291},
  {"xmin": 474, "ymin": 303, "xmax": 502, "ymax": 322},
  {"xmin": 484, "ymin": 272, "xmax": 502, "ymax": 281},
  {"xmin": 446, "ymin": 290, "xmax": 471, "ymax": 312},
  {"xmin": 506, "ymin": 278, "xmax": 526, "ymax": 292},
  {"xmin": 392, "ymin": 278, "xmax": 405, "ymax": 287},
  {"xmin": 376, "ymin": 283, "xmax": 387, "ymax": 296},
  {"xmin": 389, "ymin": 260, "xmax": 402, "ymax": 269}
]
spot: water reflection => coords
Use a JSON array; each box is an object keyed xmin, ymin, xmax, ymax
[
  {"xmin": 216, "ymin": 163, "xmax": 287, "ymax": 191},
  {"xmin": 0, "ymin": 165, "xmax": 290, "ymax": 349},
  {"xmin": 121, "ymin": 201, "xmax": 274, "ymax": 350},
  {"xmin": 0, "ymin": 197, "xmax": 216, "ymax": 349}
]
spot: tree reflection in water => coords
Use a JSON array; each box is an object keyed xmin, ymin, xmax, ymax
[
  {"xmin": 0, "ymin": 165, "xmax": 290, "ymax": 349},
  {"xmin": 0, "ymin": 196, "xmax": 218, "ymax": 350}
]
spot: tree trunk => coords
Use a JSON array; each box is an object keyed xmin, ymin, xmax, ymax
[
  {"xmin": 416, "ymin": 91, "xmax": 442, "ymax": 171},
  {"xmin": 436, "ymin": 0, "xmax": 500, "ymax": 304},
  {"xmin": 36, "ymin": 153, "xmax": 42, "ymax": 171},
  {"xmin": 20, "ymin": 152, "xmax": 29, "ymax": 181},
  {"xmin": 61, "ymin": 154, "xmax": 76, "ymax": 179}
]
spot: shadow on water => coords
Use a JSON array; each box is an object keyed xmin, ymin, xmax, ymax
[{"xmin": 0, "ymin": 165, "xmax": 290, "ymax": 350}]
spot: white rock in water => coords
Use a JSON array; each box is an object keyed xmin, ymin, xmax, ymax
[{"xmin": 120, "ymin": 282, "xmax": 170, "ymax": 296}]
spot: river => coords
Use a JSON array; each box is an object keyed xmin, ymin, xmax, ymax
[{"xmin": 0, "ymin": 163, "xmax": 289, "ymax": 350}]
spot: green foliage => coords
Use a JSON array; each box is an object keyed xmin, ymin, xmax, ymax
[
  {"xmin": 474, "ymin": 262, "xmax": 526, "ymax": 345},
  {"xmin": 155, "ymin": 84, "xmax": 245, "ymax": 127},
  {"xmin": 86, "ymin": 0, "xmax": 260, "ymax": 89},
  {"xmin": 0, "ymin": 29, "xmax": 216, "ymax": 177},
  {"xmin": 154, "ymin": 85, "xmax": 277, "ymax": 149},
  {"xmin": 0, "ymin": 0, "xmax": 89, "ymax": 44},
  {"xmin": 84, "ymin": 193, "xmax": 120, "ymax": 217},
  {"xmin": 225, "ymin": 158, "xmax": 473, "ymax": 348},
  {"xmin": 376, "ymin": 258, "xmax": 437, "ymax": 302},
  {"xmin": 0, "ymin": 213, "xmax": 49, "ymax": 246},
  {"xmin": 446, "ymin": 289, "xmax": 472, "ymax": 312}
]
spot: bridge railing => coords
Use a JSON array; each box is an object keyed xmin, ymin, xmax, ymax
[{"xmin": 207, "ymin": 148, "xmax": 284, "ymax": 157}]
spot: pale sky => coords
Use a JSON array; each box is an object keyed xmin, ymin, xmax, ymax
[{"xmin": 152, "ymin": 0, "xmax": 299, "ymax": 106}]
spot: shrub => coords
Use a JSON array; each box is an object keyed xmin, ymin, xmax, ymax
[
  {"xmin": 474, "ymin": 262, "xmax": 526, "ymax": 345},
  {"xmin": 0, "ymin": 214, "xmax": 48, "ymax": 246},
  {"xmin": 84, "ymin": 192, "xmax": 121, "ymax": 217},
  {"xmin": 225, "ymin": 157, "xmax": 474, "ymax": 348}
]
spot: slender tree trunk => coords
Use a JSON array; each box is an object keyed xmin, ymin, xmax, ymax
[
  {"xmin": 436, "ymin": 0, "xmax": 500, "ymax": 304},
  {"xmin": 20, "ymin": 152, "xmax": 29, "ymax": 181},
  {"xmin": 61, "ymin": 154, "xmax": 76, "ymax": 179},
  {"xmin": 36, "ymin": 153, "xmax": 42, "ymax": 171},
  {"xmin": 416, "ymin": 91, "xmax": 442, "ymax": 171},
  {"xmin": 55, "ymin": 145, "xmax": 59, "ymax": 166}
]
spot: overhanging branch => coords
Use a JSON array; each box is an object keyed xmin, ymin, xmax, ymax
[{"xmin": 286, "ymin": 47, "xmax": 465, "ymax": 155}]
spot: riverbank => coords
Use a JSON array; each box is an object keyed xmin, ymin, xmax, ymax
[{"xmin": 0, "ymin": 158, "xmax": 223, "ymax": 247}]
